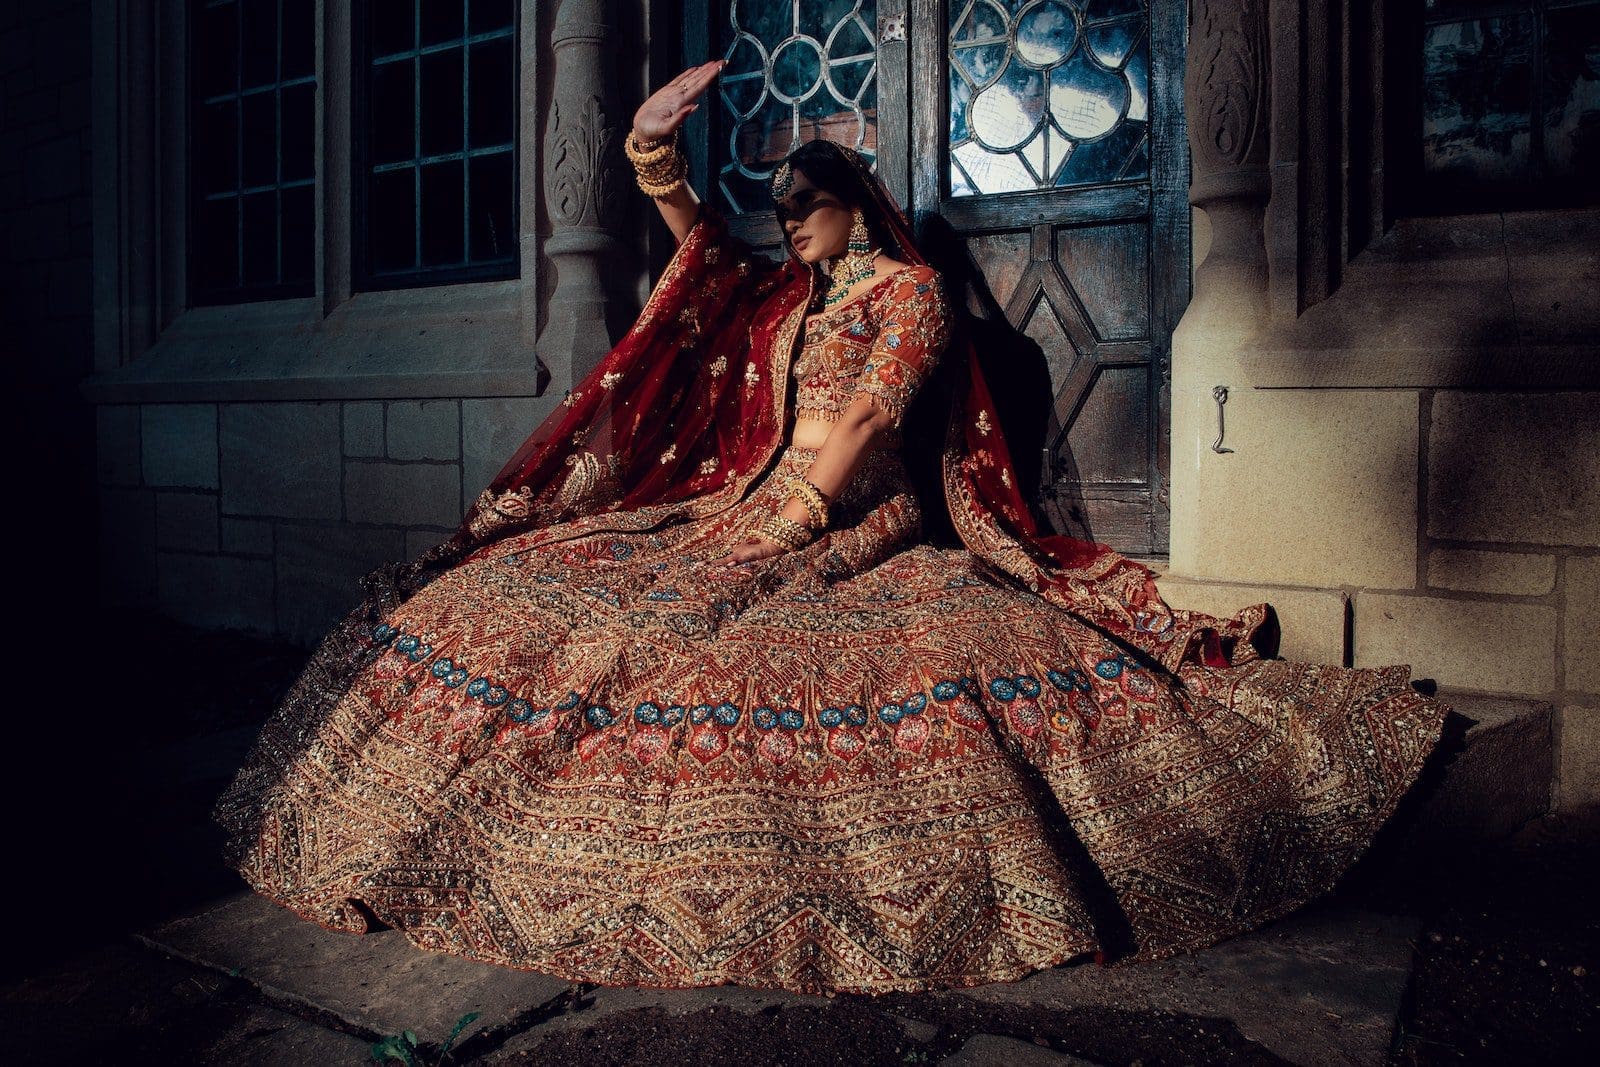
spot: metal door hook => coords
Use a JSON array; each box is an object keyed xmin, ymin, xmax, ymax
[{"xmin": 1211, "ymin": 386, "xmax": 1234, "ymax": 454}]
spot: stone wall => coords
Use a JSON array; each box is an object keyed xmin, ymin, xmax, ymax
[
  {"xmin": 4, "ymin": 0, "xmax": 96, "ymax": 627},
  {"xmin": 96, "ymin": 394, "xmax": 556, "ymax": 645},
  {"xmin": 1163, "ymin": 209, "xmax": 1600, "ymax": 813}
]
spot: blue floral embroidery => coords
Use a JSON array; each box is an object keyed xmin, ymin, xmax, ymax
[
  {"xmin": 1094, "ymin": 656, "xmax": 1124, "ymax": 680},
  {"xmin": 609, "ymin": 542, "xmax": 633, "ymax": 559},
  {"xmin": 366, "ymin": 625, "xmax": 1135, "ymax": 747},
  {"xmin": 644, "ymin": 588, "xmax": 683, "ymax": 601},
  {"xmin": 884, "ymin": 333, "xmax": 902, "ymax": 349},
  {"xmin": 848, "ymin": 321, "xmax": 870, "ymax": 337},
  {"xmin": 1048, "ymin": 668, "xmax": 1091, "ymax": 693}
]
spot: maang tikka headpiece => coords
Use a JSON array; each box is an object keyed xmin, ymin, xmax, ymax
[{"xmin": 770, "ymin": 160, "xmax": 794, "ymax": 200}]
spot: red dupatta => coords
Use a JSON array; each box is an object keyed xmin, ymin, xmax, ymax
[{"xmin": 399, "ymin": 157, "xmax": 1256, "ymax": 675}]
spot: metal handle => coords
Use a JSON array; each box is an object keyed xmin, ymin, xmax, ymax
[{"xmin": 1211, "ymin": 386, "xmax": 1235, "ymax": 454}]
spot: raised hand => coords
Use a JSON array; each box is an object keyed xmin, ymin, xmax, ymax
[{"xmin": 633, "ymin": 59, "xmax": 727, "ymax": 143}]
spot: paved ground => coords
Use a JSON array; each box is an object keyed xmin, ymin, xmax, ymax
[{"xmin": 1, "ymin": 612, "xmax": 1593, "ymax": 1065}]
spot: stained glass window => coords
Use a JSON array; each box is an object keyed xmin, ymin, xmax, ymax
[
  {"xmin": 357, "ymin": 0, "xmax": 517, "ymax": 288},
  {"xmin": 715, "ymin": 0, "xmax": 878, "ymax": 213},
  {"xmin": 190, "ymin": 0, "xmax": 317, "ymax": 304},
  {"xmin": 948, "ymin": 0, "xmax": 1149, "ymax": 197},
  {"xmin": 1420, "ymin": 0, "xmax": 1600, "ymax": 208}
]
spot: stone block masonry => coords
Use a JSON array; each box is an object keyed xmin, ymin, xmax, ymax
[{"xmin": 96, "ymin": 393, "xmax": 558, "ymax": 644}]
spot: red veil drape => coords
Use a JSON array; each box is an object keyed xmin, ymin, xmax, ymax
[{"xmin": 384, "ymin": 158, "xmax": 1259, "ymax": 676}]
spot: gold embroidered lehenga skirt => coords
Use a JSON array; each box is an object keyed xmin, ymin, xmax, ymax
[{"xmin": 213, "ymin": 442, "xmax": 1446, "ymax": 995}]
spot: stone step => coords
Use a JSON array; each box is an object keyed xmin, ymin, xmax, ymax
[{"xmin": 1397, "ymin": 691, "xmax": 1553, "ymax": 845}]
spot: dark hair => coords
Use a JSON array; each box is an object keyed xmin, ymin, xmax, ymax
[{"xmin": 772, "ymin": 140, "xmax": 901, "ymax": 257}]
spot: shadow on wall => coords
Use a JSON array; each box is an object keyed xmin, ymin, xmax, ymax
[{"xmin": 912, "ymin": 214, "xmax": 1094, "ymax": 547}]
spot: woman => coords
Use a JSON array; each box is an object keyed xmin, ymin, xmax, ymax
[{"xmin": 212, "ymin": 60, "xmax": 1449, "ymax": 996}]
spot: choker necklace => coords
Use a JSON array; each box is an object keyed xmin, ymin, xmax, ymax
[{"xmin": 822, "ymin": 207, "xmax": 881, "ymax": 308}]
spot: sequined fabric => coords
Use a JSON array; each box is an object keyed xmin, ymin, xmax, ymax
[
  {"xmin": 792, "ymin": 266, "xmax": 952, "ymax": 447},
  {"xmin": 214, "ymin": 437, "xmax": 1448, "ymax": 996}
]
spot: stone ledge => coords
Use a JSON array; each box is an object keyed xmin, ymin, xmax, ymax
[
  {"xmin": 1241, "ymin": 346, "xmax": 1600, "ymax": 390},
  {"xmin": 79, "ymin": 289, "xmax": 552, "ymax": 404},
  {"xmin": 1238, "ymin": 208, "xmax": 1600, "ymax": 391},
  {"xmin": 1400, "ymin": 692, "xmax": 1554, "ymax": 845}
]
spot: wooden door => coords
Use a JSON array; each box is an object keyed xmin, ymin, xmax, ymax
[{"xmin": 677, "ymin": 0, "xmax": 1185, "ymax": 555}]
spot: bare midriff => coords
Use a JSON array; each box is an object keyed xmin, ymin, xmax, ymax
[{"xmin": 789, "ymin": 417, "xmax": 835, "ymax": 450}]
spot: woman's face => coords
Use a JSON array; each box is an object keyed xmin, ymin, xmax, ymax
[{"xmin": 775, "ymin": 168, "xmax": 854, "ymax": 266}]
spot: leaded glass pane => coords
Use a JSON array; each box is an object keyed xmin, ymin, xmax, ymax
[
  {"xmin": 1422, "ymin": 15, "xmax": 1535, "ymax": 185},
  {"xmin": 1419, "ymin": 0, "xmax": 1600, "ymax": 207},
  {"xmin": 359, "ymin": 0, "xmax": 518, "ymax": 287},
  {"xmin": 715, "ymin": 0, "xmax": 878, "ymax": 214},
  {"xmin": 189, "ymin": 0, "xmax": 318, "ymax": 304},
  {"xmin": 948, "ymin": 0, "xmax": 1149, "ymax": 197},
  {"xmin": 1542, "ymin": 4, "xmax": 1600, "ymax": 183}
]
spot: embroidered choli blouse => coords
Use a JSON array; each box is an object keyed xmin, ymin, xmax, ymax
[{"xmin": 790, "ymin": 265, "xmax": 952, "ymax": 448}]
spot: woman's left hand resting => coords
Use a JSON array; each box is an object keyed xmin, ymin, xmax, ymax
[{"xmin": 712, "ymin": 534, "xmax": 787, "ymax": 566}]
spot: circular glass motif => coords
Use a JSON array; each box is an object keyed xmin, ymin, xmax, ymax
[
  {"xmin": 971, "ymin": 65, "xmax": 1046, "ymax": 151},
  {"xmin": 1014, "ymin": 1, "xmax": 1078, "ymax": 69},
  {"xmin": 770, "ymin": 36, "xmax": 823, "ymax": 102},
  {"xmin": 1049, "ymin": 52, "xmax": 1129, "ymax": 140}
]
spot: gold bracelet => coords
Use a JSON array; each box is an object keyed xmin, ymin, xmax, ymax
[
  {"xmin": 628, "ymin": 133, "xmax": 688, "ymax": 198},
  {"xmin": 765, "ymin": 513, "xmax": 814, "ymax": 548},
  {"xmin": 624, "ymin": 128, "xmax": 676, "ymax": 165},
  {"xmin": 636, "ymin": 161, "xmax": 687, "ymax": 199},
  {"xmin": 750, "ymin": 513, "xmax": 811, "ymax": 551},
  {"xmin": 787, "ymin": 476, "xmax": 829, "ymax": 529},
  {"xmin": 747, "ymin": 525, "xmax": 800, "ymax": 552}
]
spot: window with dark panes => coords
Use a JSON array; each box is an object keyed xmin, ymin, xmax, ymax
[
  {"xmin": 1415, "ymin": 0, "xmax": 1600, "ymax": 210},
  {"xmin": 356, "ymin": 0, "xmax": 518, "ymax": 289},
  {"xmin": 190, "ymin": 0, "xmax": 317, "ymax": 304}
]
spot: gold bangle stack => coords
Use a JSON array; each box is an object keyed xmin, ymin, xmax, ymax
[
  {"xmin": 787, "ymin": 476, "xmax": 830, "ymax": 530},
  {"xmin": 749, "ymin": 513, "xmax": 813, "ymax": 552},
  {"xmin": 625, "ymin": 128, "xmax": 687, "ymax": 199}
]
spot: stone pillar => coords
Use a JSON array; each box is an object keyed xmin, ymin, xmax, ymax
[
  {"xmin": 1167, "ymin": 0, "xmax": 1271, "ymax": 578},
  {"xmin": 537, "ymin": 0, "xmax": 625, "ymax": 392},
  {"xmin": 1181, "ymin": 0, "xmax": 1271, "ymax": 338}
]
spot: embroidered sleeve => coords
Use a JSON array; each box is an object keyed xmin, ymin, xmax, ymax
[{"xmin": 853, "ymin": 270, "xmax": 952, "ymax": 430}]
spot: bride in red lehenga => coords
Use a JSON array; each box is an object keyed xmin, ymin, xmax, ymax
[{"xmin": 212, "ymin": 60, "xmax": 1449, "ymax": 995}]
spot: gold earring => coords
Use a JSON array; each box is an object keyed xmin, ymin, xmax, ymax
[{"xmin": 824, "ymin": 207, "xmax": 879, "ymax": 308}]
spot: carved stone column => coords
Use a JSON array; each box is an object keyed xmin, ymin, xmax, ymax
[
  {"xmin": 1167, "ymin": 0, "xmax": 1271, "ymax": 579},
  {"xmin": 1181, "ymin": 0, "xmax": 1271, "ymax": 337},
  {"xmin": 537, "ymin": 0, "xmax": 624, "ymax": 391}
]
